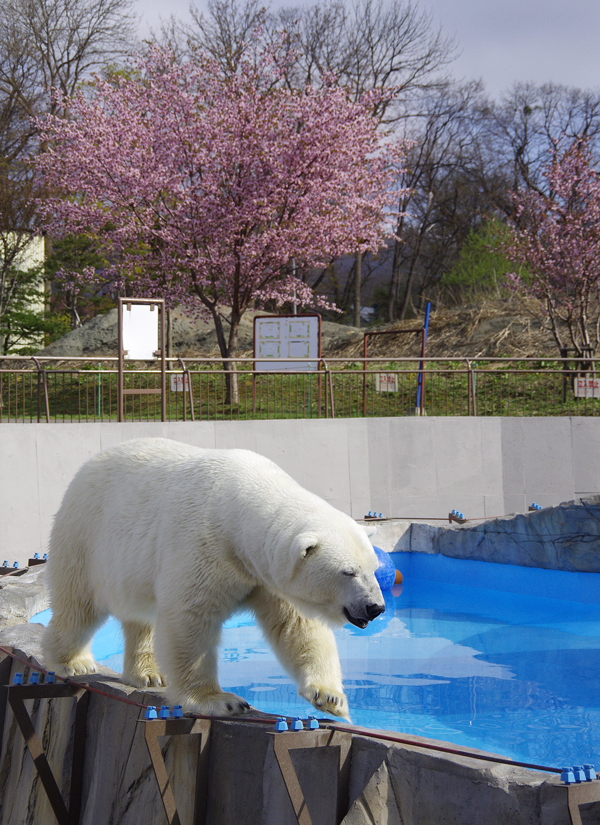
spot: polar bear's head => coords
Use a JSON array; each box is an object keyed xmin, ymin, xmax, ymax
[{"xmin": 272, "ymin": 518, "xmax": 386, "ymax": 628}]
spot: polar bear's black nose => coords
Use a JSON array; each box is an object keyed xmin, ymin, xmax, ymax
[{"xmin": 366, "ymin": 603, "xmax": 385, "ymax": 620}]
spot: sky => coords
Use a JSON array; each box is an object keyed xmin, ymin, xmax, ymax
[{"xmin": 136, "ymin": 0, "xmax": 600, "ymax": 100}]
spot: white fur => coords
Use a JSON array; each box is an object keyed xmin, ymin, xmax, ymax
[{"xmin": 43, "ymin": 438, "xmax": 384, "ymax": 718}]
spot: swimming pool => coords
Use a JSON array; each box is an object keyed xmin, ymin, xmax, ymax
[{"xmin": 32, "ymin": 552, "xmax": 600, "ymax": 769}]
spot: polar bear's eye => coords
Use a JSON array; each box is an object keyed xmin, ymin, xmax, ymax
[
  {"xmin": 303, "ymin": 544, "xmax": 317, "ymax": 557},
  {"xmin": 343, "ymin": 570, "xmax": 358, "ymax": 577}
]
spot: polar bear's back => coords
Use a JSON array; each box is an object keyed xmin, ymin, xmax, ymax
[{"xmin": 47, "ymin": 439, "xmax": 307, "ymax": 615}]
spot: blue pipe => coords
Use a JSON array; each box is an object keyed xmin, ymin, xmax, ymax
[{"xmin": 416, "ymin": 302, "xmax": 431, "ymax": 411}]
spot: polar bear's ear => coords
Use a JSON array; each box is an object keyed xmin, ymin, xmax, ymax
[
  {"xmin": 294, "ymin": 533, "xmax": 320, "ymax": 559},
  {"xmin": 360, "ymin": 524, "xmax": 377, "ymax": 538}
]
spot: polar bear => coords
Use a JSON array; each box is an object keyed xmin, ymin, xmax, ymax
[{"xmin": 43, "ymin": 438, "xmax": 384, "ymax": 718}]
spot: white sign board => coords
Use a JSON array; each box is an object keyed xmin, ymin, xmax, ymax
[
  {"xmin": 376, "ymin": 373, "xmax": 399, "ymax": 393},
  {"xmin": 254, "ymin": 316, "xmax": 320, "ymax": 371},
  {"xmin": 574, "ymin": 376, "xmax": 600, "ymax": 398},
  {"xmin": 122, "ymin": 304, "xmax": 159, "ymax": 360},
  {"xmin": 170, "ymin": 374, "xmax": 189, "ymax": 392}
]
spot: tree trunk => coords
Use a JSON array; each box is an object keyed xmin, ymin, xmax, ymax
[
  {"xmin": 226, "ymin": 314, "xmax": 241, "ymax": 405},
  {"xmin": 166, "ymin": 310, "xmax": 173, "ymax": 367},
  {"xmin": 388, "ymin": 237, "xmax": 403, "ymax": 322},
  {"xmin": 209, "ymin": 306, "xmax": 241, "ymax": 406},
  {"xmin": 353, "ymin": 249, "xmax": 362, "ymax": 328},
  {"xmin": 399, "ymin": 257, "xmax": 419, "ymax": 320}
]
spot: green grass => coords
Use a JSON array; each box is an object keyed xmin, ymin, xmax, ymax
[{"xmin": 1, "ymin": 361, "xmax": 598, "ymax": 422}]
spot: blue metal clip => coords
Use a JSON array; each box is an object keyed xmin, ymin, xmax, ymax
[
  {"xmin": 291, "ymin": 717, "xmax": 304, "ymax": 731},
  {"xmin": 573, "ymin": 765, "xmax": 586, "ymax": 783},
  {"xmin": 13, "ymin": 673, "xmax": 24, "ymax": 685},
  {"xmin": 274, "ymin": 717, "xmax": 288, "ymax": 731},
  {"xmin": 158, "ymin": 705, "xmax": 170, "ymax": 719},
  {"xmin": 144, "ymin": 706, "xmax": 158, "ymax": 720},
  {"xmin": 29, "ymin": 672, "xmax": 39, "ymax": 684},
  {"xmin": 46, "ymin": 672, "xmax": 56, "ymax": 684},
  {"xmin": 306, "ymin": 716, "xmax": 319, "ymax": 729},
  {"xmin": 584, "ymin": 764, "xmax": 597, "ymax": 781},
  {"xmin": 172, "ymin": 705, "xmax": 183, "ymax": 718}
]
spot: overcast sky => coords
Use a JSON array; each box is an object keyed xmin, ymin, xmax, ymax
[{"xmin": 136, "ymin": 0, "xmax": 600, "ymax": 100}]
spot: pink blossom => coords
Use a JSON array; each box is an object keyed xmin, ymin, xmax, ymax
[
  {"xmin": 35, "ymin": 44, "xmax": 410, "ymax": 362},
  {"xmin": 503, "ymin": 138, "xmax": 600, "ymax": 357}
]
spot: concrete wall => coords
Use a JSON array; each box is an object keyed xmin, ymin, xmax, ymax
[{"xmin": 1, "ymin": 417, "xmax": 599, "ymax": 567}]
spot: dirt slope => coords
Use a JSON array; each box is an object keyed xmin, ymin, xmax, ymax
[{"xmin": 33, "ymin": 297, "xmax": 557, "ymax": 362}]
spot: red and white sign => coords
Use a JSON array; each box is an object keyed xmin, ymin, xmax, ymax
[
  {"xmin": 574, "ymin": 376, "xmax": 600, "ymax": 398},
  {"xmin": 376, "ymin": 373, "xmax": 398, "ymax": 393},
  {"xmin": 170, "ymin": 374, "xmax": 189, "ymax": 392}
]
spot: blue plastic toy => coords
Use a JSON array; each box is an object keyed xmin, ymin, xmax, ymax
[
  {"xmin": 172, "ymin": 705, "xmax": 183, "ymax": 718},
  {"xmin": 373, "ymin": 546, "xmax": 396, "ymax": 591},
  {"xmin": 144, "ymin": 706, "xmax": 158, "ymax": 720}
]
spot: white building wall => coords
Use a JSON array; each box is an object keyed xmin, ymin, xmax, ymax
[{"xmin": 0, "ymin": 417, "xmax": 598, "ymax": 566}]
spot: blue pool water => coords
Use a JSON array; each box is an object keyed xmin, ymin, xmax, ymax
[{"xmin": 33, "ymin": 552, "xmax": 600, "ymax": 768}]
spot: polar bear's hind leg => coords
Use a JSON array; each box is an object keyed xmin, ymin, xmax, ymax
[
  {"xmin": 43, "ymin": 606, "xmax": 105, "ymax": 677},
  {"xmin": 154, "ymin": 610, "xmax": 250, "ymax": 716}
]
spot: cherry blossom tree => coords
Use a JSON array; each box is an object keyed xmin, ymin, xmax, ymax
[
  {"xmin": 35, "ymin": 45, "xmax": 407, "ymax": 398},
  {"xmin": 504, "ymin": 138, "xmax": 600, "ymax": 358}
]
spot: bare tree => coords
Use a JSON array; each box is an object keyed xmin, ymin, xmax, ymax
[
  {"xmin": 184, "ymin": 0, "xmax": 266, "ymax": 75},
  {"xmin": 277, "ymin": 0, "xmax": 456, "ymax": 121},
  {"xmin": 387, "ymin": 80, "xmax": 499, "ymax": 320},
  {"xmin": 0, "ymin": 0, "xmax": 138, "ymax": 349},
  {"xmin": 487, "ymin": 82, "xmax": 600, "ymax": 203},
  {"xmin": 0, "ymin": 0, "xmax": 138, "ymax": 117}
]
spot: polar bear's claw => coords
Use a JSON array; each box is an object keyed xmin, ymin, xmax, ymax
[
  {"xmin": 302, "ymin": 685, "xmax": 350, "ymax": 719},
  {"xmin": 124, "ymin": 670, "xmax": 166, "ymax": 688}
]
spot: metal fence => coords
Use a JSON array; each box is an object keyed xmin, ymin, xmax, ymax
[{"xmin": 1, "ymin": 356, "xmax": 599, "ymax": 422}]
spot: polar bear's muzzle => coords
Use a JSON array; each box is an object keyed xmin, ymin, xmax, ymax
[{"xmin": 344, "ymin": 602, "xmax": 385, "ymax": 629}]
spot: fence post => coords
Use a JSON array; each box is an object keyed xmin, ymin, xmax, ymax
[
  {"xmin": 31, "ymin": 358, "xmax": 49, "ymax": 423},
  {"xmin": 465, "ymin": 359, "xmax": 474, "ymax": 416}
]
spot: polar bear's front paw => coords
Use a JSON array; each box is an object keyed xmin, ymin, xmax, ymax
[
  {"xmin": 301, "ymin": 685, "xmax": 350, "ymax": 720},
  {"xmin": 185, "ymin": 691, "xmax": 251, "ymax": 717},
  {"xmin": 53, "ymin": 654, "xmax": 98, "ymax": 678}
]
